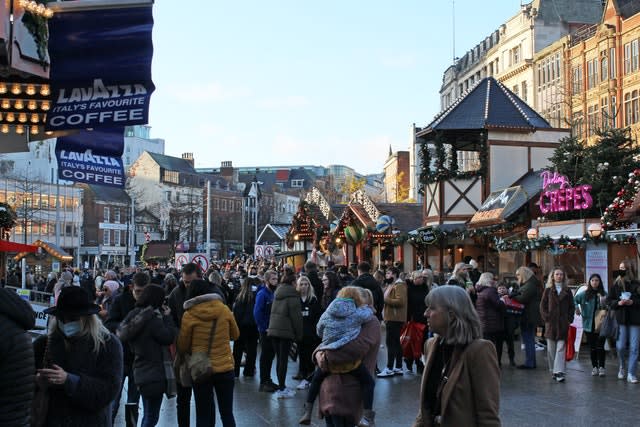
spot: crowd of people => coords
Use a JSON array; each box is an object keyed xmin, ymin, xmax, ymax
[{"xmin": 2, "ymin": 254, "xmax": 640, "ymax": 426}]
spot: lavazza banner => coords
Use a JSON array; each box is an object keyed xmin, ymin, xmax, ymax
[{"xmin": 45, "ymin": 6, "xmax": 155, "ymax": 131}]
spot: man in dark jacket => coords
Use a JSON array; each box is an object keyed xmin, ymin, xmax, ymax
[
  {"xmin": 351, "ymin": 261, "xmax": 384, "ymax": 320},
  {"xmin": 0, "ymin": 287, "xmax": 35, "ymax": 426},
  {"xmin": 305, "ymin": 260, "xmax": 324, "ymax": 301},
  {"xmin": 254, "ymin": 270, "xmax": 279, "ymax": 392},
  {"xmin": 105, "ymin": 271, "xmax": 149, "ymax": 427}
]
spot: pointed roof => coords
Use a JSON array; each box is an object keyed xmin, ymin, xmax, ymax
[
  {"xmin": 424, "ymin": 77, "xmax": 551, "ymax": 133},
  {"xmin": 147, "ymin": 152, "xmax": 197, "ymax": 173},
  {"xmin": 612, "ymin": 0, "xmax": 640, "ymax": 18}
]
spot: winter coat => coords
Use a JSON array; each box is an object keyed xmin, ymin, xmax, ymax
[
  {"xmin": 267, "ymin": 283, "xmax": 303, "ymax": 341},
  {"xmin": 0, "ymin": 287, "xmax": 35, "ymax": 427},
  {"xmin": 316, "ymin": 298, "xmax": 374, "ymax": 350},
  {"xmin": 511, "ymin": 276, "xmax": 542, "ymax": 327},
  {"xmin": 232, "ymin": 293, "xmax": 257, "ymax": 328},
  {"xmin": 574, "ymin": 290, "xmax": 606, "ymax": 333},
  {"xmin": 177, "ymin": 294, "xmax": 240, "ymax": 374},
  {"xmin": 104, "ymin": 288, "xmax": 137, "ymax": 366},
  {"xmin": 118, "ymin": 307, "xmax": 177, "ymax": 396},
  {"xmin": 317, "ymin": 316, "xmax": 381, "ymax": 424},
  {"xmin": 168, "ymin": 284, "xmax": 188, "ymax": 327},
  {"xmin": 300, "ymin": 295, "xmax": 321, "ymax": 339},
  {"xmin": 413, "ymin": 338, "xmax": 501, "ymax": 427},
  {"xmin": 539, "ymin": 286, "xmax": 575, "ymax": 341},
  {"xmin": 33, "ymin": 329, "xmax": 123, "ymax": 427},
  {"xmin": 253, "ymin": 285, "xmax": 274, "ymax": 334},
  {"xmin": 606, "ymin": 279, "xmax": 640, "ymax": 326},
  {"xmin": 475, "ymin": 285, "xmax": 504, "ymax": 334},
  {"xmin": 383, "ymin": 279, "xmax": 408, "ymax": 323},
  {"xmin": 407, "ymin": 282, "xmax": 429, "ymax": 324},
  {"xmin": 352, "ymin": 273, "xmax": 385, "ymax": 320}
]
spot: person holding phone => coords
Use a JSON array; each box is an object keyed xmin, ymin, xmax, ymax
[{"xmin": 606, "ymin": 260, "xmax": 640, "ymax": 383}]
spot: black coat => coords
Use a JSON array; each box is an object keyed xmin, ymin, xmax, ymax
[
  {"xmin": 607, "ymin": 279, "xmax": 640, "ymax": 326},
  {"xmin": 232, "ymin": 293, "xmax": 257, "ymax": 328},
  {"xmin": 33, "ymin": 330, "xmax": 123, "ymax": 427},
  {"xmin": 104, "ymin": 288, "xmax": 136, "ymax": 366},
  {"xmin": 512, "ymin": 276, "xmax": 542, "ymax": 327},
  {"xmin": 0, "ymin": 288, "xmax": 35, "ymax": 426},
  {"xmin": 300, "ymin": 295, "xmax": 322, "ymax": 339},
  {"xmin": 406, "ymin": 282, "xmax": 429, "ymax": 324},
  {"xmin": 118, "ymin": 307, "xmax": 177, "ymax": 397},
  {"xmin": 352, "ymin": 273, "xmax": 384, "ymax": 320}
]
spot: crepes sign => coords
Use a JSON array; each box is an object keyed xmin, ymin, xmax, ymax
[{"xmin": 45, "ymin": 6, "xmax": 154, "ymax": 131}]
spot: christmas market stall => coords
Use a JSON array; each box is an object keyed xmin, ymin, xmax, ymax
[
  {"xmin": 414, "ymin": 76, "xmax": 567, "ymax": 273},
  {"xmin": 13, "ymin": 239, "xmax": 74, "ymax": 276},
  {"xmin": 284, "ymin": 188, "xmax": 340, "ymax": 270},
  {"xmin": 332, "ymin": 190, "xmax": 422, "ymax": 272}
]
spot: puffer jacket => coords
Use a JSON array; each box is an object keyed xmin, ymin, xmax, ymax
[
  {"xmin": 0, "ymin": 287, "xmax": 35, "ymax": 426},
  {"xmin": 267, "ymin": 283, "xmax": 303, "ymax": 341},
  {"xmin": 177, "ymin": 294, "xmax": 240, "ymax": 374},
  {"xmin": 118, "ymin": 307, "xmax": 176, "ymax": 395},
  {"xmin": 383, "ymin": 279, "xmax": 408, "ymax": 322},
  {"xmin": 475, "ymin": 285, "xmax": 504, "ymax": 334}
]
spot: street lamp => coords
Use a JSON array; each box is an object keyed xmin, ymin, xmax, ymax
[
  {"xmin": 587, "ymin": 223, "xmax": 603, "ymax": 239},
  {"xmin": 527, "ymin": 228, "xmax": 538, "ymax": 240}
]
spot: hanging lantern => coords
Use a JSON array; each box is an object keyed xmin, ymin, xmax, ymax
[{"xmin": 344, "ymin": 225, "xmax": 364, "ymax": 245}]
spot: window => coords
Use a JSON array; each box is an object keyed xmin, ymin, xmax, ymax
[
  {"xmin": 165, "ymin": 191, "xmax": 171, "ymax": 201},
  {"xmin": 162, "ymin": 170, "xmax": 179, "ymax": 184},
  {"xmin": 610, "ymin": 47, "xmax": 616, "ymax": 77},
  {"xmin": 221, "ymin": 199, "xmax": 227, "ymax": 211},
  {"xmin": 103, "ymin": 230, "xmax": 111, "ymax": 245},
  {"xmin": 175, "ymin": 192, "xmax": 180, "ymax": 203},
  {"xmin": 521, "ymin": 81, "xmax": 527, "ymax": 102},
  {"xmin": 601, "ymin": 97, "xmax": 610, "ymax": 129},
  {"xmin": 572, "ymin": 112, "xmax": 584, "ymax": 139},
  {"xmin": 103, "ymin": 207, "xmax": 110, "ymax": 222},
  {"xmin": 291, "ymin": 179, "xmax": 304, "ymax": 188},
  {"xmin": 65, "ymin": 224, "xmax": 73, "ymax": 237},
  {"xmin": 512, "ymin": 85, "xmax": 519, "ymax": 97},
  {"xmin": 587, "ymin": 104, "xmax": 599, "ymax": 135},
  {"xmin": 633, "ymin": 40, "xmax": 639, "ymax": 72},
  {"xmin": 601, "ymin": 56, "xmax": 608, "ymax": 82},
  {"xmin": 625, "ymin": 42, "xmax": 632, "ymax": 74},
  {"xmin": 213, "ymin": 198, "xmax": 219, "ymax": 209},
  {"xmin": 572, "ymin": 66, "xmax": 583, "ymax": 95},
  {"xmin": 114, "ymin": 208, "xmax": 121, "ymax": 223},
  {"xmin": 587, "ymin": 58, "xmax": 598, "ymax": 89},
  {"xmin": 633, "ymin": 90, "xmax": 639, "ymax": 124},
  {"xmin": 611, "ymin": 95, "xmax": 617, "ymax": 126},
  {"xmin": 511, "ymin": 45, "xmax": 521, "ymax": 66},
  {"xmin": 624, "ymin": 92, "xmax": 632, "ymax": 126}
]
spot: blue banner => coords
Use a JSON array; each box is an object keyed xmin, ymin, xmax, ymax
[
  {"xmin": 45, "ymin": 6, "xmax": 154, "ymax": 131},
  {"xmin": 56, "ymin": 128, "xmax": 125, "ymax": 188}
]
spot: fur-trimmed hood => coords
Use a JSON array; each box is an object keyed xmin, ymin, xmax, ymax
[{"xmin": 183, "ymin": 293, "xmax": 226, "ymax": 322}]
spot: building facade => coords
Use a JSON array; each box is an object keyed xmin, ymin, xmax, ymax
[{"xmin": 383, "ymin": 149, "xmax": 410, "ymax": 202}]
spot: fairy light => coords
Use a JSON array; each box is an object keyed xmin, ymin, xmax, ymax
[
  {"xmin": 0, "ymin": 125, "xmax": 8, "ymax": 134},
  {"xmin": 15, "ymin": 126, "xmax": 24, "ymax": 135},
  {"xmin": 27, "ymin": 100, "xmax": 37, "ymax": 110},
  {"xmin": 30, "ymin": 125, "xmax": 39, "ymax": 135},
  {"xmin": 40, "ymin": 85, "xmax": 50, "ymax": 96},
  {"xmin": 14, "ymin": 100, "xmax": 24, "ymax": 110},
  {"xmin": 30, "ymin": 114, "xmax": 39, "ymax": 124},
  {"xmin": 11, "ymin": 84, "xmax": 21, "ymax": 95},
  {"xmin": 18, "ymin": 113, "xmax": 27, "ymax": 123},
  {"xmin": 41, "ymin": 101, "xmax": 50, "ymax": 111}
]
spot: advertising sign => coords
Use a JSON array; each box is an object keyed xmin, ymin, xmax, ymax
[
  {"xmin": 539, "ymin": 171, "xmax": 592, "ymax": 215},
  {"xmin": 46, "ymin": 6, "xmax": 154, "ymax": 131},
  {"xmin": 55, "ymin": 127, "xmax": 125, "ymax": 188},
  {"xmin": 586, "ymin": 244, "xmax": 608, "ymax": 291}
]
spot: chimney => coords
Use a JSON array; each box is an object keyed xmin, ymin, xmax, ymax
[
  {"xmin": 220, "ymin": 161, "xmax": 233, "ymax": 178},
  {"xmin": 181, "ymin": 152, "xmax": 194, "ymax": 167}
]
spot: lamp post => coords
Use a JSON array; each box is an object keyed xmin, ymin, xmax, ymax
[
  {"xmin": 587, "ymin": 223, "xmax": 603, "ymax": 239},
  {"xmin": 527, "ymin": 228, "xmax": 538, "ymax": 240}
]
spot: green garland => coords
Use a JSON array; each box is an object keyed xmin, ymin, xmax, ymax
[
  {"xmin": 0, "ymin": 202, "xmax": 17, "ymax": 231},
  {"xmin": 21, "ymin": 2, "xmax": 52, "ymax": 69},
  {"xmin": 419, "ymin": 131, "xmax": 488, "ymax": 185},
  {"xmin": 493, "ymin": 233, "xmax": 636, "ymax": 252},
  {"xmin": 139, "ymin": 243, "xmax": 148, "ymax": 267}
]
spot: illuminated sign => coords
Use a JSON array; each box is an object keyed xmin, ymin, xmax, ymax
[{"xmin": 539, "ymin": 171, "xmax": 592, "ymax": 214}]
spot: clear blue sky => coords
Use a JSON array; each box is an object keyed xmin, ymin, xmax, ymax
[{"xmin": 150, "ymin": 0, "xmax": 522, "ymax": 175}]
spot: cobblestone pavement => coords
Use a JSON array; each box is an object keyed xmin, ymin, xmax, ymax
[{"xmin": 115, "ymin": 342, "xmax": 638, "ymax": 427}]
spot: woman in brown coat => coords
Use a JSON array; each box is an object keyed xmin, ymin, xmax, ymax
[
  {"xmin": 539, "ymin": 268, "xmax": 575, "ymax": 383},
  {"xmin": 413, "ymin": 285, "xmax": 501, "ymax": 427}
]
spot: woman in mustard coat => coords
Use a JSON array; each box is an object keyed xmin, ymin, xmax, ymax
[{"xmin": 178, "ymin": 280, "xmax": 240, "ymax": 427}]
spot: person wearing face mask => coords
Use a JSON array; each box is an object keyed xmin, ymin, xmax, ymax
[
  {"xmin": 232, "ymin": 276, "xmax": 260, "ymax": 378},
  {"xmin": 606, "ymin": 259, "xmax": 640, "ymax": 383},
  {"xmin": 539, "ymin": 268, "xmax": 575, "ymax": 382},
  {"xmin": 34, "ymin": 286, "xmax": 123, "ymax": 427}
]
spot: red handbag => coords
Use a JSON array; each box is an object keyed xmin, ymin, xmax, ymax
[{"xmin": 400, "ymin": 321, "xmax": 426, "ymax": 360}]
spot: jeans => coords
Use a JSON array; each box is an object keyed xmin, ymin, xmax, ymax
[
  {"xmin": 233, "ymin": 325, "xmax": 259, "ymax": 376},
  {"xmin": 258, "ymin": 332, "xmax": 276, "ymax": 385},
  {"xmin": 272, "ymin": 337, "xmax": 293, "ymax": 390},
  {"xmin": 616, "ymin": 324, "xmax": 640, "ymax": 377},
  {"xmin": 546, "ymin": 339, "xmax": 566, "ymax": 374},
  {"xmin": 584, "ymin": 331, "xmax": 606, "ymax": 368},
  {"xmin": 192, "ymin": 370, "xmax": 236, "ymax": 427},
  {"xmin": 520, "ymin": 323, "xmax": 536, "ymax": 368},
  {"xmin": 385, "ymin": 321, "xmax": 404, "ymax": 370},
  {"xmin": 176, "ymin": 383, "xmax": 192, "ymax": 427},
  {"xmin": 112, "ymin": 363, "xmax": 140, "ymax": 427},
  {"xmin": 141, "ymin": 395, "xmax": 163, "ymax": 427}
]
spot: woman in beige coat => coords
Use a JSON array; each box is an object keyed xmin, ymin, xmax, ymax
[
  {"xmin": 413, "ymin": 285, "xmax": 501, "ymax": 427},
  {"xmin": 377, "ymin": 266, "xmax": 408, "ymax": 378}
]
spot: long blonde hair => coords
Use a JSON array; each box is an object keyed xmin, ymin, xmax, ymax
[
  {"xmin": 49, "ymin": 315, "xmax": 111, "ymax": 354},
  {"xmin": 545, "ymin": 268, "xmax": 568, "ymax": 289},
  {"xmin": 296, "ymin": 275, "xmax": 316, "ymax": 300}
]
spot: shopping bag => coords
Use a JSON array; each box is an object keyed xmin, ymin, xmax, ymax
[
  {"xmin": 400, "ymin": 321, "xmax": 426, "ymax": 360},
  {"xmin": 599, "ymin": 310, "xmax": 618, "ymax": 339},
  {"xmin": 565, "ymin": 324, "xmax": 576, "ymax": 361}
]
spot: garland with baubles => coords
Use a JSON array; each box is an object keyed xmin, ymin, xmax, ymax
[
  {"xmin": 601, "ymin": 169, "xmax": 640, "ymax": 230},
  {"xmin": 419, "ymin": 131, "xmax": 488, "ymax": 185}
]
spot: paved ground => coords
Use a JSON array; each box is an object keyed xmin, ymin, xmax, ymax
[{"xmin": 115, "ymin": 339, "xmax": 639, "ymax": 427}]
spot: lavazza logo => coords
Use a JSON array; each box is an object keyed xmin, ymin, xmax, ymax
[{"xmin": 58, "ymin": 149, "xmax": 123, "ymax": 185}]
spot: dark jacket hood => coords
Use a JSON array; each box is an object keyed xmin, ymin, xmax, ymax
[
  {"xmin": 274, "ymin": 283, "xmax": 299, "ymax": 301},
  {"xmin": 0, "ymin": 287, "xmax": 35, "ymax": 330}
]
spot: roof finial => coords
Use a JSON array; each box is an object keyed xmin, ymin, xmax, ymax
[{"xmin": 389, "ymin": 145, "xmax": 393, "ymax": 156}]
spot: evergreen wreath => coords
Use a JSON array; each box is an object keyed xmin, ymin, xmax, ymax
[{"xmin": 419, "ymin": 131, "xmax": 488, "ymax": 185}]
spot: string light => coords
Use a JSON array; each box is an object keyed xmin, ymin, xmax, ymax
[
  {"xmin": 27, "ymin": 100, "xmax": 37, "ymax": 110},
  {"xmin": 19, "ymin": 0, "xmax": 54, "ymax": 18},
  {"xmin": 1, "ymin": 100, "xmax": 9, "ymax": 109},
  {"xmin": 0, "ymin": 124, "xmax": 8, "ymax": 134},
  {"xmin": 41, "ymin": 101, "xmax": 50, "ymax": 111},
  {"xmin": 30, "ymin": 125, "xmax": 39, "ymax": 135},
  {"xmin": 14, "ymin": 100, "xmax": 24, "ymax": 110},
  {"xmin": 11, "ymin": 84, "xmax": 21, "ymax": 95},
  {"xmin": 40, "ymin": 85, "xmax": 50, "ymax": 96},
  {"xmin": 18, "ymin": 113, "xmax": 27, "ymax": 123},
  {"xmin": 25, "ymin": 85, "xmax": 36, "ymax": 96},
  {"xmin": 15, "ymin": 126, "xmax": 24, "ymax": 135},
  {"xmin": 0, "ymin": 84, "xmax": 6, "ymax": 94},
  {"xmin": 6, "ymin": 113, "xmax": 15, "ymax": 122},
  {"xmin": 30, "ymin": 114, "xmax": 39, "ymax": 124}
]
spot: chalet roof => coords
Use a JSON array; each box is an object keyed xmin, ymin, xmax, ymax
[
  {"xmin": 257, "ymin": 223, "xmax": 290, "ymax": 243},
  {"xmin": 84, "ymin": 184, "xmax": 131, "ymax": 204},
  {"xmin": 614, "ymin": 0, "xmax": 640, "ymax": 18},
  {"xmin": 424, "ymin": 77, "xmax": 551, "ymax": 133},
  {"xmin": 376, "ymin": 204, "xmax": 423, "ymax": 233},
  {"xmin": 536, "ymin": 0, "xmax": 603, "ymax": 25},
  {"xmin": 147, "ymin": 152, "xmax": 197, "ymax": 174}
]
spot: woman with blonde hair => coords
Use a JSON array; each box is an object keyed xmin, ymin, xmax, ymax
[
  {"xmin": 539, "ymin": 268, "xmax": 575, "ymax": 382},
  {"xmin": 294, "ymin": 275, "xmax": 321, "ymax": 389},
  {"xmin": 413, "ymin": 285, "xmax": 500, "ymax": 427},
  {"xmin": 511, "ymin": 266, "xmax": 542, "ymax": 369}
]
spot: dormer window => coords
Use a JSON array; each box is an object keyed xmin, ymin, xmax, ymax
[{"xmin": 291, "ymin": 179, "xmax": 304, "ymax": 188}]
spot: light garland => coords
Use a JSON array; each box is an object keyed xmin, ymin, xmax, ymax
[
  {"xmin": 601, "ymin": 168, "xmax": 640, "ymax": 230},
  {"xmin": 19, "ymin": 0, "xmax": 55, "ymax": 18}
]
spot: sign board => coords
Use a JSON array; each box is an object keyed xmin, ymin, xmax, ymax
[
  {"xmin": 254, "ymin": 245, "xmax": 264, "ymax": 257},
  {"xmin": 16, "ymin": 289, "xmax": 30, "ymax": 301},
  {"xmin": 470, "ymin": 187, "xmax": 520, "ymax": 225},
  {"xmin": 31, "ymin": 303, "xmax": 50, "ymax": 334},
  {"xmin": 191, "ymin": 254, "xmax": 209, "ymax": 273},
  {"xmin": 586, "ymin": 244, "xmax": 608, "ymax": 292},
  {"xmin": 175, "ymin": 253, "xmax": 209, "ymax": 272},
  {"xmin": 264, "ymin": 245, "xmax": 275, "ymax": 258},
  {"xmin": 413, "ymin": 227, "xmax": 438, "ymax": 245},
  {"xmin": 539, "ymin": 171, "xmax": 593, "ymax": 215},
  {"xmin": 175, "ymin": 253, "xmax": 189, "ymax": 271},
  {"xmin": 51, "ymin": 262, "xmax": 61, "ymax": 273}
]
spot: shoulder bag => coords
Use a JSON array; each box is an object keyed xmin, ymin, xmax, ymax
[
  {"xmin": 31, "ymin": 337, "xmax": 50, "ymax": 427},
  {"xmin": 186, "ymin": 318, "xmax": 218, "ymax": 384},
  {"xmin": 599, "ymin": 309, "xmax": 618, "ymax": 339},
  {"xmin": 593, "ymin": 308, "xmax": 608, "ymax": 334}
]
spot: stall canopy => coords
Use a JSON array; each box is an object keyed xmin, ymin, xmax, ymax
[
  {"xmin": 468, "ymin": 170, "xmax": 543, "ymax": 228},
  {"xmin": 13, "ymin": 240, "xmax": 73, "ymax": 262},
  {"xmin": 0, "ymin": 240, "xmax": 38, "ymax": 252}
]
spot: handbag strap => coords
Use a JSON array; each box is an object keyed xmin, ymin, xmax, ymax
[{"xmin": 205, "ymin": 318, "xmax": 218, "ymax": 355}]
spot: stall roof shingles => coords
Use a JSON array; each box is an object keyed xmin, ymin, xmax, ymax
[{"xmin": 376, "ymin": 204, "xmax": 423, "ymax": 233}]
